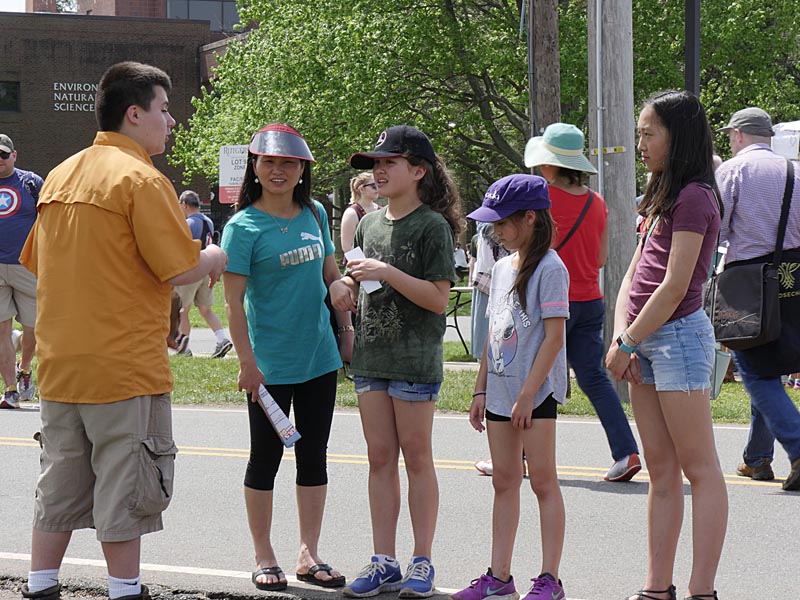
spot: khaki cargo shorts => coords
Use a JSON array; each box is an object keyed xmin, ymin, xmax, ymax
[
  {"xmin": 176, "ymin": 275, "xmax": 213, "ymax": 308},
  {"xmin": 33, "ymin": 394, "xmax": 177, "ymax": 542},
  {"xmin": 0, "ymin": 263, "xmax": 37, "ymax": 327}
]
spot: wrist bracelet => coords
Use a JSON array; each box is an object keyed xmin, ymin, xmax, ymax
[
  {"xmin": 338, "ymin": 325, "xmax": 355, "ymax": 333},
  {"xmin": 616, "ymin": 335, "xmax": 636, "ymax": 355},
  {"xmin": 472, "ymin": 391, "xmax": 487, "ymax": 397},
  {"xmin": 624, "ymin": 329, "xmax": 640, "ymax": 346}
]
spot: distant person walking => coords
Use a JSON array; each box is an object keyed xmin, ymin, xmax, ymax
[
  {"xmin": 174, "ymin": 189, "xmax": 232, "ymax": 358},
  {"xmin": 19, "ymin": 61, "xmax": 227, "ymax": 600},
  {"xmin": 525, "ymin": 122, "xmax": 641, "ymax": 482},
  {"xmin": 0, "ymin": 133, "xmax": 43, "ymax": 408}
]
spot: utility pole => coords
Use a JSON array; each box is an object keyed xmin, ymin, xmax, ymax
[
  {"xmin": 685, "ymin": 0, "xmax": 701, "ymax": 94},
  {"xmin": 532, "ymin": 0, "xmax": 561, "ymax": 135},
  {"xmin": 588, "ymin": 0, "xmax": 636, "ymax": 401}
]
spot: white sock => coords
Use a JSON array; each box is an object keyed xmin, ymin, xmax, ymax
[
  {"xmin": 27, "ymin": 569, "xmax": 59, "ymax": 593},
  {"xmin": 213, "ymin": 329, "xmax": 228, "ymax": 343},
  {"xmin": 375, "ymin": 554, "xmax": 398, "ymax": 566},
  {"xmin": 108, "ymin": 574, "xmax": 140, "ymax": 599}
]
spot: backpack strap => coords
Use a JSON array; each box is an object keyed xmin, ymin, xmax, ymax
[{"xmin": 555, "ymin": 190, "xmax": 594, "ymax": 251}]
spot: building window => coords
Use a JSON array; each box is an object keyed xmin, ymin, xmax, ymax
[
  {"xmin": 168, "ymin": 0, "xmax": 189, "ymax": 19},
  {"xmin": 0, "ymin": 82, "xmax": 20, "ymax": 112}
]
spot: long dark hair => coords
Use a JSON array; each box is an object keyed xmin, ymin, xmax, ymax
[
  {"xmin": 406, "ymin": 154, "xmax": 464, "ymax": 238},
  {"xmin": 236, "ymin": 153, "xmax": 313, "ymax": 213},
  {"xmin": 509, "ymin": 209, "xmax": 555, "ymax": 313},
  {"xmin": 638, "ymin": 90, "xmax": 717, "ymax": 221}
]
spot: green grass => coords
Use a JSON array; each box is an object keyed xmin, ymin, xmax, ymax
[{"xmin": 167, "ymin": 354, "xmax": 800, "ymax": 424}]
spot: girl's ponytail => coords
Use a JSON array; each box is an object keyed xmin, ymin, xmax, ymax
[{"xmin": 511, "ymin": 209, "xmax": 555, "ymax": 313}]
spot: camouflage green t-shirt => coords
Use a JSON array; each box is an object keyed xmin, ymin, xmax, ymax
[{"xmin": 351, "ymin": 204, "xmax": 456, "ymax": 382}]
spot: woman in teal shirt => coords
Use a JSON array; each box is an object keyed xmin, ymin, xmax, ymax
[{"xmin": 221, "ymin": 124, "xmax": 352, "ymax": 592}]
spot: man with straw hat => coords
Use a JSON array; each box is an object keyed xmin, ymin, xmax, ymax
[{"xmin": 525, "ymin": 122, "xmax": 642, "ymax": 482}]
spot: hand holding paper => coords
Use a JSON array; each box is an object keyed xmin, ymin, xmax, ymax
[{"xmin": 344, "ymin": 247, "xmax": 382, "ymax": 294}]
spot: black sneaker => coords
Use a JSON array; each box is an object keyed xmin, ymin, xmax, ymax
[
  {"xmin": 783, "ymin": 458, "xmax": 800, "ymax": 491},
  {"xmin": 736, "ymin": 460, "xmax": 774, "ymax": 481},
  {"xmin": 21, "ymin": 583, "xmax": 61, "ymax": 600},
  {"xmin": 212, "ymin": 339, "xmax": 233, "ymax": 358}
]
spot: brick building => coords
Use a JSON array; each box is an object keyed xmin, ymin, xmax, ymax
[{"xmin": 0, "ymin": 10, "xmax": 222, "ymax": 213}]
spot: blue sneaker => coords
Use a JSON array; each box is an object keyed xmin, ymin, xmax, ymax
[
  {"xmin": 399, "ymin": 557, "xmax": 435, "ymax": 598},
  {"xmin": 343, "ymin": 556, "xmax": 403, "ymax": 598}
]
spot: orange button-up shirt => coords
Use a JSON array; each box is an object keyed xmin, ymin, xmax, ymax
[{"xmin": 20, "ymin": 132, "xmax": 199, "ymax": 404}]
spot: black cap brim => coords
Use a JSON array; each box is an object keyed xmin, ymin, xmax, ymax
[{"xmin": 349, "ymin": 151, "xmax": 405, "ymax": 170}]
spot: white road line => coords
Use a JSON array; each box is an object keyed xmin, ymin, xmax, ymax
[{"xmin": 0, "ymin": 553, "xmax": 588, "ymax": 598}]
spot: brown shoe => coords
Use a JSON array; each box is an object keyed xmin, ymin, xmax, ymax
[
  {"xmin": 783, "ymin": 458, "xmax": 800, "ymax": 491},
  {"xmin": 736, "ymin": 460, "xmax": 775, "ymax": 481}
]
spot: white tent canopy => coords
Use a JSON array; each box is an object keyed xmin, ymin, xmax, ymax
[{"xmin": 773, "ymin": 121, "xmax": 800, "ymax": 159}]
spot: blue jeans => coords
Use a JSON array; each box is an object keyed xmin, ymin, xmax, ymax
[
  {"xmin": 733, "ymin": 351, "xmax": 800, "ymax": 466},
  {"xmin": 566, "ymin": 299, "xmax": 639, "ymax": 461}
]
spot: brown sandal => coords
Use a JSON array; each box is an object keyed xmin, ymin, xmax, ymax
[{"xmin": 627, "ymin": 586, "xmax": 677, "ymax": 600}]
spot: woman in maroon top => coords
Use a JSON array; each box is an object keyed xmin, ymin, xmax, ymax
[{"xmin": 605, "ymin": 91, "xmax": 727, "ymax": 600}]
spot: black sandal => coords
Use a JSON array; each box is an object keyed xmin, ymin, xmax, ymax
[
  {"xmin": 627, "ymin": 585, "xmax": 677, "ymax": 600},
  {"xmin": 685, "ymin": 593, "xmax": 718, "ymax": 600},
  {"xmin": 252, "ymin": 566, "xmax": 288, "ymax": 591}
]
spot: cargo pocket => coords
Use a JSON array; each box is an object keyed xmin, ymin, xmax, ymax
[{"xmin": 129, "ymin": 436, "xmax": 178, "ymax": 517}]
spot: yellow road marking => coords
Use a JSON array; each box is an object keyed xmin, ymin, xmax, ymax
[{"xmin": 0, "ymin": 437, "xmax": 785, "ymax": 487}]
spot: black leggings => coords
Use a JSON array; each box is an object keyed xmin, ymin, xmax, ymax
[{"xmin": 244, "ymin": 370, "xmax": 338, "ymax": 491}]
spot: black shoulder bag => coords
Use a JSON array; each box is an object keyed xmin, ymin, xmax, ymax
[
  {"xmin": 555, "ymin": 190, "xmax": 594, "ymax": 251},
  {"xmin": 712, "ymin": 160, "xmax": 795, "ymax": 360}
]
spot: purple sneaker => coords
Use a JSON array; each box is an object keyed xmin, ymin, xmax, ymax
[
  {"xmin": 522, "ymin": 574, "xmax": 564, "ymax": 600},
  {"xmin": 451, "ymin": 570, "xmax": 519, "ymax": 600}
]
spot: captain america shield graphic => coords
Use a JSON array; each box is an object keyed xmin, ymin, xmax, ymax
[{"xmin": 0, "ymin": 187, "xmax": 21, "ymax": 217}]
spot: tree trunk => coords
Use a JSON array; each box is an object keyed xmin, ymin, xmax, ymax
[
  {"xmin": 588, "ymin": 0, "xmax": 636, "ymax": 402},
  {"xmin": 532, "ymin": 0, "xmax": 561, "ymax": 134}
]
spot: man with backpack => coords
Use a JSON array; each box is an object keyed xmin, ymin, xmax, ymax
[
  {"xmin": 0, "ymin": 133, "xmax": 43, "ymax": 408},
  {"xmin": 174, "ymin": 190, "xmax": 232, "ymax": 358}
]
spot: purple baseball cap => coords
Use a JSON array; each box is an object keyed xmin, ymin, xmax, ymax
[{"xmin": 467, "ymin": 174, "xmax": 551, "ymax": 222}]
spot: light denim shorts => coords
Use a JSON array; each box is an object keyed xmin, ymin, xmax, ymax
[
  {"xmin": 635, "ymin": 308, "xmax": 714, "ymax": 392},
  {"xmin": 353, "ymin": 376, "xmax": 440, "ymax": 402}
]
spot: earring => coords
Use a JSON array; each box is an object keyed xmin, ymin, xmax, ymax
[
  {"xmin": 254, "ymin": 177, "xmax": 259, "ymax": 183},
  {"xmin": 299, "ymin": 177, "xmax": 304, "ymax": 184}
]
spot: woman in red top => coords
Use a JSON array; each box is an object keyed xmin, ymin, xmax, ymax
[{"xmin": 525, "ymin": 122, "xmax": 641, "ymax": 482}]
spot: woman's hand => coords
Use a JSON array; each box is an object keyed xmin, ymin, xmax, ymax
[
  {"xmin": 511, "ymin": 395, "xmax": 534, "ymax": 430},
  {"xmin": 347, "ymin": 258, "xmax": 387, "ymax": 282},
  {"xmin": 238, "ymin": 360, "xmax": 267, "ymax": 398},
  {"xmin": 330, "ymin": 279, "xmax": 357, "ymax": 312},
  {"xmin": 622, "ymin": 354, "xmax": 642, "ymax": 385},
  {"xmin": 605, "ymin": 342, "xmax": 633, "ymax": 382},
  {"xmin": 469, "ymin": 395, "xmax": 486, "ymax": 433},
  {"xmin": 339, "ymin": 329, "xmax": 354, "ymax": 363}
]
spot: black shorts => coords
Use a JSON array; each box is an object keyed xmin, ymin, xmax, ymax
[{"xmin": 485, "ymin": 394, "xmax": 558, "ymax": 421}]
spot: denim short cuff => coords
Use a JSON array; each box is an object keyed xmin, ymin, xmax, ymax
[{"xmin": 353, "ymin": 376, "xmax": 440, "ymax": 402}]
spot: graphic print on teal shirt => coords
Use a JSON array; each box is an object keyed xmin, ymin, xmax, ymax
[
  {"xmin": 221, "ymin": 201, "xmax": 341, "ymax": 385},
  {"xmin": 350, "ymin": 204, "xmax": 456, "ymax": 383}
]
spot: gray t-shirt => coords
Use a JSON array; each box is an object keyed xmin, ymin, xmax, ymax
[
  {"xmin": 486, "ymin": 250, "xmax": 570, "ymax": 416},
  {"xmin": 351, "ymin": 204, "xmax": 456, "ymax": 382}
]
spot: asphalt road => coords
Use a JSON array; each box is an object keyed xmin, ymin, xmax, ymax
[{"xmin": 2, "ymin": 400, "xmax": 799, "ymax": 600}]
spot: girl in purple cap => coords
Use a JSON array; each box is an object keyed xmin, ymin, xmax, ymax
[
  {"xmin": 331, "ymin": 125, "xmax": 461, "ymax": 599},
  {"xmin": 606, "ymin": 91, "xmax": 726, "ymax": 600},
  {"xmin": 454, "ymin": 174, "xmax": 569, "ymax": 600}
]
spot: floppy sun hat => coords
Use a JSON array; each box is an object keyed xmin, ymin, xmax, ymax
[
  {"xmin": 350, "ymin": 125, "xmax": 437, "ymax": 169},
  {"xmin": 524, "ymin": 122, "xmax": 597, "ymax": 174},
  {"xmin": 467, "ymin": 174, "xmax": 551, "ymax": 223},
  {"xmin": 249, "ymin": 124, "xmax": 316, "ymax": 162}
]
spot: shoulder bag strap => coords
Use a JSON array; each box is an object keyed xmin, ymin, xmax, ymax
[
  {"xmin": 773, "ymin": 159, "xmax": 796, "ymax": 268},
  {"xmin": 555, "ymin": 190, "xmax": 594, "ymax": 251}
]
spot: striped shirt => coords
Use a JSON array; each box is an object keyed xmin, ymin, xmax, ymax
[{"xmin": 715, "ymin": 144, "xmax": 800, "ymax": 263}]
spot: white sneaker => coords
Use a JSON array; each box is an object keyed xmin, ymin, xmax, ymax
[
  {"xmin": 604, "ymin": 453, "xmax": 642, "ymax": 482},
  {"xmin": 1, "ymin": 390, "xmax": 20, "ymax": 409},
  {"xmin": 474, "ymin": 458, "xmax": 493, "ymax": 476},
  {"xmin": 16, "ymin": 363, "xmax": 35, "ymax": 401}
]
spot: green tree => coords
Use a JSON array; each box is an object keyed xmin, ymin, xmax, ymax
[{"xmin": 171, "ymin": 0, "xmax": 534, "ymax": 206}]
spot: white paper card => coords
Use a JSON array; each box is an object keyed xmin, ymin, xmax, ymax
[{"xmin": 344, "ymin": 247, "xmax": 382, "ymax": 293}]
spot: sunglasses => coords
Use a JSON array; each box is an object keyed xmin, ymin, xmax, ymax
[
  {"xmin": 361, "ymin": 183, "xmax": 378, "ymax": 190},
  {"xmin": 0, "ymin": 151, "xmax": 11, "ymax": 160}
]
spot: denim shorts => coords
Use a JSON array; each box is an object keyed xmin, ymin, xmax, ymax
[
  {"xmin": 353, "ymin": 376, "xmax": 440, "ymax": 402},
  {"xmin": 635, "ymin": 308, "xmax": 714, "ymax": 392}
]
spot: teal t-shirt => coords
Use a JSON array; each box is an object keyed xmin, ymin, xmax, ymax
[
  {"xmin": 221, "ymin": 201, "xmax": 341, "ymax": 384},
  {"xmin": 351, "ymin": 204, "xmax": 456, "ymax": 383}
]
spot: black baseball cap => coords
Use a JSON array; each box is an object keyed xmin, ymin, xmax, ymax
[{"xmin": 350, "ymin": 125, "xmax": 437, "ymax": 169}]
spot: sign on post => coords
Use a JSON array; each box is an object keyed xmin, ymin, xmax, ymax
[{"xmin": 218, "ymin": 145, "xmax": 248, "ymax": 204}]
